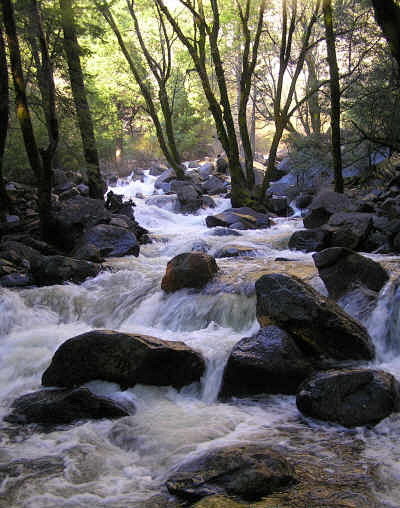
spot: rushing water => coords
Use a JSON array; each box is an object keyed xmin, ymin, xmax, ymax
[{"xmin": 1, "ymin": 172, "xmax": 400, "ymax": 507}]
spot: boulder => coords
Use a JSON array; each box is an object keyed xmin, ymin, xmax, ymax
[
  {"xmin": 200, "ymin": 195, "xmax": 216, "ymax": 209},
  {"xmin": 313, "ymin": 247, "xmax": 389, "ymax": 300},
  {"xmin": 295, "ymin": 192, "xmax": 313, "ymax": 210},
  {"xmin": 215, "ymin": 156, "xmax": 229, "ymax": 174},
  {"xmin": 303, "ymin": 191, "xmax": 357, "ymax": 229},
  {"xmin": 219, "ymin": 326, "xmax": 314, "ymax": 398},
  {"xmin": 154, "ymin": 168, "xmax": 177, "ymax": 190},
  {"xmin": 214, "ymin": 245, "xmax": 256, "ymax": 258},
  {"xmin": 288, "ymin": 229, "xmax": 329, "ymax": 253},
  {"xmin": 201, "ymin": 175, "xmax": 226, "ymax": 195},
  {"xmin": 208, "ymin": 227, "xmax": 242, "ymax": 237},
  {"xmin": 149, "ymin": 166, "xmax": 166, "ymax": 177},
  {"xmin": 206, "ymin": 207, "xmax": 270, "ymax": 230},
  {"xmin": 78, "ymin": 224, "xmax": 140, "ymax": 257},
  {"xmin": 4, "ymin": 387, "xmax": 129, "ymax": 425},
  {"xmin": 166, "ymin": 444, "xmax": 296, "ymax": 502},
  {"xmin": 161, "ymin": 252, "xmax": 218, "ymax": 292},
  {"xmin": 171, "ymin": 180, "xmax": 202, "ymax": 213},
  {"xmin": 296, "ymin": 368, "xmax": 400, "ymax": 427},
  {"xmin": 42, "ymin": 330, "xmax": 205, "ymax": 389},
  {"xmin": 199, "ymin": 162, "xmax": 214, "ymax": 179},
  {"xmin": 31, "ymin": 255, "xmax": 100, "ymax": 285},
  {"xmin": 325, "ymin": 212, "xmax": 373, "ymax": 250},
  {"xmin": 255, "ymin": 273, "xmax": 375, "ymax": 361},
  {"xmin": 265, "ymin": 196, "xmax": 292, "ymax": 216},
  {"xmin": 145, "ymin": 194, "xmax": 178, "ymax": 210},
  {"xmin": 71, "ymin": 243, "xmax": 103, "ymax": 263},
  {"xmin": 50, "ymin": 195, "xmax": 111, "ymax": 250}
]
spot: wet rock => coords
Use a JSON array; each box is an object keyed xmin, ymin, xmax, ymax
[
  {"xmin": 0, "ymin": 273, "xmax": 32, "ymax": 287},
  {"xmin": 255, "ymin": 273, "xmax": 375, "ymax": 361},
  {"xmin": 171, "ymin": 180, "xmax": 202, "ymax": 213},
  {"xmin": 0, "ymin": 456, "xmax": 64, "ymax": 483},
  {"xmin": 149, "ymin": 166, "xmax": 167, "ymax": 176},
  {"xmin": 199, "ymin": 162, "xmax": 214, "ymax": 179},
  {"xmin": 325, "ymin": 212, "xmax": 373, "ymax": 250},
  {"xmin": 76, "ymin": 183, "xmax": 89, "ymax": 196},
  {"xmin": 4, "ymin": 387, "xmax": 129, "ymax": 425},
  {"xmin": 214, "ymin": 245, "xmax": 257, "ymax": 258},
  {"xmin": 201, "ymin": 175, "xmax": 227, "ymax": 195},
  {"xmin": 295, "ymin": 192, "xmax": 313, "ymax": 210},
  {"xmin": 78, "ymin": 224, "xmax": 139, "ymax": 257},
  {"xmin": 166, "ymin": 444, "xmax": 296, "ymax": 502},
  {"xmin": 209, "ymin": 227, "xmax": 242, "ymax": 237},
  {"xmin": 161, "ymin": 252, "xmax": 218, "ymax": 292},
  {"xmin": 200, "ymin": 195, "xmax": 216, "ymax": 209},
  {"xmin": 32, "ymin": 255, "xmax": 100, "ymax": 285},
  {"xmin": 265, "ymin": 196, "xmax": 292, "ymax": 216},
  {"xmin": 154, "ymin": 168, "xmax": 176, "ymax": 190},
  {"xmin": 219, "ymin": 326, "xmax": 314, "ymax": 398},
  {"xmin": 50, "ymin": 195, "xmax": 111, "ymax": 250},
  {"xmin": 288, "ymin": 228, "xmax": 329, "ymax": 253},
  {"xmin": 296, "ymin": 368, "xmax": 400, "ymax": 427},
  {"xmin": 191, "ymin": 240, "xmax": 210, "ymax": 253},
  {"xmin": 42, "ymin": 330, "xmax": 205, "ymax": 389},
  {"xmin": 206, "ymin": 207, "xmax": 270, "ymax": 230},
  {"xmin": 145, "ymin": 194, "xmax": 178, "ymax": 210},
  {"xmin": 193, "ymin": 496, "xmax": 244, "ymax": 508},
  {"xmin": 303, "ymin": 191, "xmax": 357, "ymax": 229},
  {"xmin": 72, "ymin": 243, "xmax": 103, "ymax": 263},
  {"xmin": 313, "ymin": 247, "xmax": 389, "ymax": 300},
  {"xmin": 216, "ymin": 156, "xmax": 229, "ymax": 174}
]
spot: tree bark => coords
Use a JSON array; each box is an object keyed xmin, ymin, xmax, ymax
[
  {"xmin": 60, "ymin": 0, "xmax": 105, "ymax": 199},
  {"xmin": 305, "ymin": 52, "xmax": 321, "ymax": 135},
  {"xmin": 323, "ymin": 0, "xmax": 343, "ymax": 193},
  {"xmin": 0, "ymin": 25, "xmax": 10, "ymax": 213},
  {"xmin": 371, "ymin": 0, "xmax": 400, "ymax": 72}
]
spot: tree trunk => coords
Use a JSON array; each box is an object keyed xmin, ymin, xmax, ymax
[
  {"xmin": 323, "ymin": 0, "xmax": 343, "ymax": 193},
  {"xmin": 0, "ymin": 25, "xmax": 10, "ymax": 214},
  {"xmin": 306, "ymin": 52, "xmax": 321, "ymax": 135},
  {"xmin": 371, "ymin": 0, "xmax": 400, "ymax": 72},
  {"xmin": 60, "ymin": 0, "xmax": 105, "ymax": 199}
]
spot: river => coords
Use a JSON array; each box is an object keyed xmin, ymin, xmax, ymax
[{"xmin": 1, "ymin": 171, "xmax": 400, "ymax": 507}]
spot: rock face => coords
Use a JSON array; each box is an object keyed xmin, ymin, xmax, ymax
[
  {"xmin": 161, "ymin": 252, "xmax": 218, "ymax": 292},
  {"xmin": 4, "ymin": 388, "xmax": 129, "ymax": 425},
  {"xmin": 206, "ymin": 207, "xmax": 270, "ymax": 230},
  {"xmin": 166, "ymin": 444, "xmax": 296, "ymax": 502},
  {"xmin": 219, "ymin": 326, "xmax": 314, "ymax": 398},
  {"xmin": 296, "ymin": 369, "xmax": 400, "ymax": 427},
  {"xmin": 288, "ymin": 229, "xmax": 329, "ymax": 252},
  {"xmin": 42, "ymin": 330, "xmax": 205, "ymax": 389},
  {"xmin": 313, "ymin": 247, "xmax": 389, "ymax": 300},
  {"xmin": 255, "ymin": 273, "xmax": 375, "ymax": 361},
  {"xmin": 303, "ymin": 191, "xmax": 356, "ymax": 229},
  {"xmin": 78, "ymin": 224, "xmax": 140, "ymax": 257}
]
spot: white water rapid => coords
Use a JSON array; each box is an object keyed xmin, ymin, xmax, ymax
[{"xmin": 1, "ymin": 171, "xmax": 400, "ymax": 507}]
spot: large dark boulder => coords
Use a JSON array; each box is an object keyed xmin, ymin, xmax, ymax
[
  {"xmin": 4, "ymin": 388, "xmax": 129, "ymax": 425},
  {"xmin": 171, "ymin": 180, "xmax": 202, "ymax": 213},
  {"xmin": 77, "ymin": 224, "xmax": 140, "ymax": 257},
  {"xmin": 313, "ymin": 247, "xmax": 389, "ymax": 300},
  {"xmin": 206, "ymin": 207, "xmax": 270, "ymax": 230},
  {"xmin": 303, "ymin": 191, "xmax": 357, "ymax": 229},
  {"xmin": 201, "ymin": 175, "xmax": 226, "ymax": 195},
  {"xmin": 265, "ymin": 196, "xmax": 292, "ymax": 216},
  {"xmin": 255, "ymin": 273, "xmax": 375, "ymax": 361},
  {"xmin": 161, "ymin": 252, "xmax": 218, "ymax": 292},
  {"xmin": 42, "ymin": 330, "xmax": 205, "ymax": 389},
  {"xmin": 325, "ymin": 212, "xmax": 373, "ymax": 250},
  {"xmin": 219, "ymin": 326, "xmax": 314, "ymax": 398},
  {"xmin": 31, "ymin": 255, "xmax": 100, "ymax": 285},
  {"xmin": 288, "ymin": 228, "xmax": 329, "ymax": 253},
  {"xmin": 166, "ymin": 444, "xmax": 296, "ymax": 502},
  {"xmin": 296, "ymin": 368, "xmax": 400, "ymax": 427},
  {"xmin": 50, "ymin": 195, "xmax": 111, "ymax": 250}
]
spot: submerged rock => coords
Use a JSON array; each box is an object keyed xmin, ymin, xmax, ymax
[
  {"xmin": 296, "ymin": 368, "xmax": 400, "ymax": 427},
  {"xmin": 42, "ymin": 330, "xmax": 205, "ymax": 389},
  {"xmin": 166, "ymin": 444, "xmax": 296, "ymax": 502},
  {"xmin": 255, "ymin": 273, "xmax": 375, "ymax": 361},
  {"xmin": 161, "ymin": 252, "xmax": 218, "ymax": 292},
  {"xmin": 313, "ymin": 247, "xmax": 389, "ymax": 300},
  {"xmin": 4, "ymin": 387, "xmax": 129, "ymax": 425},
  {"xmin": 219, "ymin": 326, "xmax": 314, "ymax": 398},
  {"xmin": 206, "ymin": 207, "xmax": 270, "ymax": 230}
]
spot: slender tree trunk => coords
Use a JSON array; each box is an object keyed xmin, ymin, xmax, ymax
[
  {"xmin": 323, "ymin": 0, "xmax": 343, "ymax": 193},
  {"xmin": 0, "ymin": 25, "xmax": 10, "ymax": 214},
  {"xmin": 250, "ymin": 83, "xmax": 256, "ymax": 157},
  {"xmin": 306, "ymin": 52, "xmax": 321, "ymax": 135},
  {"xmin": 59, "ymin": 0, "xmax": 104, "ymax": 199},
  {"xmin": 371, "ymin": 0, "xmax": 400, "ymax": 72},
  {"xmin": 2, "ymin": 0, "xmax": 54, "ymax": 238}
]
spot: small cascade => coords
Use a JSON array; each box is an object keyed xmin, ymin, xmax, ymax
[{"xmin": 368, "ymin": 277, "xmax": 400, "ymax": 360}]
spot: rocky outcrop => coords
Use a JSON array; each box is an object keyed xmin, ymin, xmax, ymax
[
  {"xmin": 166, "ymin": 444, "xmax": 296, "ymax": 502},
  {"xmin": 4, "ymin": 387, "xmax": 129, "ymax": 425},
  {"xmin": 255, "ymin": 273, "xmax": 375, "ymax": 361},
  {"xmin": 42, "ymin": 330, "xmax": 205, "ymax": 389},
  {"xmin": 76, "ymin": 224, "xmax": 140, "ymax": 258},
  {"xmin": 161, "ymin": 252, "xmax": 218, "ymax": 292},
  {"xmin": 288, "ymin": 228, "xmax": 329, "ymax": 252},
  {"xmin": 206, "ymin": 207, "xmax": 270, "ymax": 230},
  {"xmin": 313, "ymin": 247, "xmax": 389, "ymax": 300},
  {"xmin": 219, "ymin": 326, "xmax": 314, "ymax": 398},
  {"xmin": 303, "ymin": 191, "xmax": 357, "ymax": 229},
  {"xmin": 296, "ymin": 368, "xmax": 400, "ymax": 427}
]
